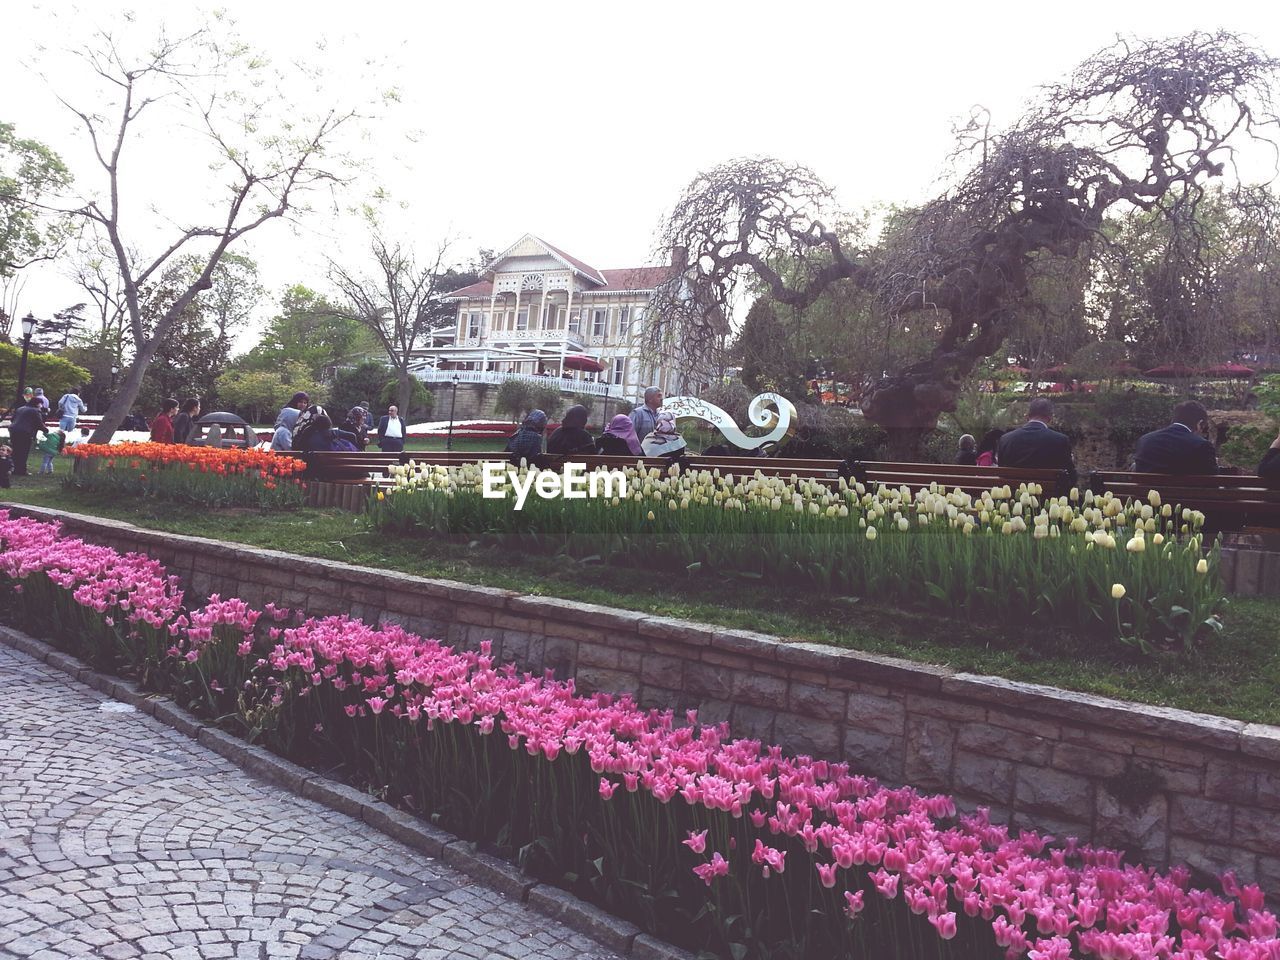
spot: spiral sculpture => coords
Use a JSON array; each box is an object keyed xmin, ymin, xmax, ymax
[{"xmin": 661, "ymin": 392, "xmax": 797, "ymax": 451}]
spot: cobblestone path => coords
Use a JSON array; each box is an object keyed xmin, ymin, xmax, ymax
[{"xmin": 0, "ymin": 645, "xmax": 622, "ymax": 960}]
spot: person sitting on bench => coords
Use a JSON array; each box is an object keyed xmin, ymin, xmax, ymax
[
  {"xmin": 1133, "ymin": 400, "xmax": 1217, "ymax": 475},
  {"xmin": 997, "ymin": 398, "xmax": 1077, "ymax": 487},
  {"xmin": 506, "ymin": 409, "xmax": 549, "ymax": 467},
  {"xmin": 547, "ymin": 405, "xmax": 595, "ymax": 456},
  {"xmin": 1260, "ymin": 428, "xmax": 1280, "ymax": 486}
]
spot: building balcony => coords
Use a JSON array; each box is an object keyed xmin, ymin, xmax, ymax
[{"xmin": 410, "ymin": 367, "xmax": 620, "ymax": 398}]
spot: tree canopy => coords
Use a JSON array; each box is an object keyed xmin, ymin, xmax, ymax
[{"xmin": 654, "ymin": 32, "xmax": 1280, "ymax": 440}]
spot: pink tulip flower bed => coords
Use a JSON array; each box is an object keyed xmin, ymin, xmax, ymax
[{"xmin": 2, "ymin": 508, "xmax": 1277, "ymax": 960}]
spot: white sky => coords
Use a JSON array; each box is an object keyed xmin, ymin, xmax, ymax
[{"xmin": 5, "ymin": 0, "xmax": 1280, "ymax": 352}]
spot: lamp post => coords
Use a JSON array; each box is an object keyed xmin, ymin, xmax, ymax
[
  {"xmin": 15, "ymin": 313, "xmax": 39, "ymax": 409},
  {"xmin": 110, "ymin": 363, "xmax": 119, "ymax": 393},
  {"xmin": 446, "ymin": 374, "xmax": 460, "ymax": 451}
]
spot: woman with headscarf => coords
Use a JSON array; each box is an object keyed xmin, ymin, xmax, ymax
[
  {"xmin": 640, "ymin": 411, "xmax": 687, "ymax": 459},
  {"xmin": 546, "ymin": 405, "xmax": 595, "ymax": 456},
  {"xmin": 293, "ymin": 405, "xmax": 359, "ymax": 453},
  {"xmin": 342, "ymin": 406, "xmax": 370, "ymax": 450},
  {"xmin": 505, "ymin": 409, "xmax": 548, "ymax": 467},
  {"xmin": 597, "ymin": 414, "xmax": 643, "ymax": 457}
]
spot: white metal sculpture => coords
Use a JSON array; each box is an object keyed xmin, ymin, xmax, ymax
[{"xmin": 662, "ymin": 392, "xmax": 797, "ymax": 451}]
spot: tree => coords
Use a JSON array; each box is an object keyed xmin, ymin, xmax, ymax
[
  {"xmin": 0, "ymin": 341, "xmax": 89, "ymax": 404},
  {"xmin": 653, "ymin": 33, "xmax": 1280, "ymax": 453},
  {"xmin": 217, "ymin": 360, "xmax": 321, "ymax": 425},
  {"xmin": 327, "ymin": 227, "xmax": 454, "ymax": 415},
  {"xmin": 734, "ymin": 298, "xmax": 808, "ymax": 398},
  {"xmin": 42, "ymin": 17, "xmax": 367, "ymax": 443},
  {"xmin": 494, "ymin": 380, "xmax": 534, "ymax": 421},
  {"xmin": 0, "ymin": 121, "xmax": 73, "ymax": 334},
  {"xmin": 237, "ymin": 283, "xmax": 370, "ymax": 379}
]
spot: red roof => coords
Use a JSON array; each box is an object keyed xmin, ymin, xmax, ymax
[
  {"xmin": 444, "ymin": 264, "xmax": 679, "ymax": 301},
  {"xmin": 537, "ymin": 237, "xmax": 606, "ymax": 285}
]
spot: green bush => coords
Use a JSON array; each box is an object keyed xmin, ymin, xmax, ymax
[
  {"xmin": 494, "ymin": 380, "xmax": 534, "ymax": 421},
  {"xmin": 530, "ymin": 384, "xmax": 563, "ymax": 419},
  {"xmin": 1220, "ymin": 426, "xmax": 1275, "ymax": 471}
]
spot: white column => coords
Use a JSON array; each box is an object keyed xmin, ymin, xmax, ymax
[
  {"xmin": 537, "ymin": 276, "xmax": 549, "ymax": 334},
  {"xmin": 488, "ymin": 289, "xmax": 498, "ymax": 337},
  {"xmin": 513, "ymin": 288, "xmax": 521, "ymax": 336},
  {"xmin": 565, "ymin": 280, "xmax": 574, "ymax": 339}
]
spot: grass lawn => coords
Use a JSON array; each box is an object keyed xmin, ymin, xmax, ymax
[{"xmin": 3, "ymin": 466, "xmax": 1279, "ymax": 725}]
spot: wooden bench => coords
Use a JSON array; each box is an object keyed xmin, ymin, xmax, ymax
[
  {"xmin": 396, "ymin": 451, "xmax": 1069, "ymax": 497},
  {"xmin": 283, "ymin": 451, "xmax": 408, "ymax": 483},
  {"xmin": 1089, "ymin": 471, "xmax": 1280, "ymax": 532}
]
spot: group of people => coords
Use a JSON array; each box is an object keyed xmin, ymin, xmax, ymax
[
  {"xmin": 505, "ymin": 387, "xmax": 689, "ymax": 466},
  {"xmin": 0, "ymin": 387, "xmax": 93, "ymax": 485},
  {"xmin": 149, "ymin": 398, "xmax": 203, "ymax": 444},
  {"xmin": 956, "ymin": 398, "xmax": 1280, "ymax": 483},
  {"xmin": 268, "ymin": 393, "xmax": 408, "ymax": 454}
]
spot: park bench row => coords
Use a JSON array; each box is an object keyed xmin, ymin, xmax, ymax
[{"xmin": 281, "ymin": 450, "xmax": 1280, "ymax": 532}]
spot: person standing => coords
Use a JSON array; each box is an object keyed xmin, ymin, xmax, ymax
[
  {"xmin": 172, "ymin": 398, "xmax": 201, "ymax": 444},
  {"xmin": 629, "ymin": 386, "xmax": 663, "ymax": 443},
  {"xmin": 997, "ymin": 398, "xmax": 1077, "ymax": 487},
  {"xmin": 1133, "ymin": 401, "xmax": 1218, "ymax": 475},
  {"xmin": 8, "ymin": 400, "xmax": 48, "ymax": 477},
  {"xmin": 376, "ymin": 405, "xmax": 406, "ymax": 453},
  {"xmin": 150, "ymin": 399, "xmax": 179, "ymax": 444},
  {"xmin": 32, "ymin": 388, "xmax": 50, "ymax": 415},
  {"xmin": 57, "ymin": 388, "xmax": 88, "ymax": 432}
]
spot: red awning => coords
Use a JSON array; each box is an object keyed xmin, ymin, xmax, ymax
[
  {"xmin": 562, "ymin": 354, "xmax": 606, "ymax": 372},
  {"xmin": 1202, "ymin": 362, "xmax": 1255, "ymax": 378}
]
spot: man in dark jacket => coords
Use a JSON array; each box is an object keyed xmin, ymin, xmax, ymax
[
  {"xmin": 376, "ymin": 405, "xmax": 407, "ymax": 453},
  {"xmin": 1133, "ymin": 401, "xmax": 1217, "ymax": 475},
  {"xmin": 9, "ymin": 399, "xmax": 49, "ymax": 477},
  {"xmin": 997, "ymin": 397, "xmax": 1077, "ymax": 488},
  {"xmin": 172, "ymin": 398, "xmax": 201, "ymax": 445}
]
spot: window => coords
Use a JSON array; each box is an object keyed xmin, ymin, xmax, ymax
[
  {"xmin": 467, "ymin": 312, "xmax": 482, "ymax": 338},
  {"xmin": 516, "ymin": 308, "xmax": 529, "ymax": 331},
  {"xmin": 592, "ymin": 307, "xmax": 609, "ymax": 337},
  {"xmin": 568, "ymin": 312, "xmax": 581, "ymax": 334},
  {"xmin": 613, "ymin": 358, "xmax": 625, "ymax": 385},
  {"xmin": 617, "ymin": 306, "xmax": 631, "ymax": 337},
  {"xmin": 543, "ymin": 304, "xmax": 562, "ymax": 330},
  {"xmin": 631, "ymin": 307, "xmax": 645, "ymax": 334}
]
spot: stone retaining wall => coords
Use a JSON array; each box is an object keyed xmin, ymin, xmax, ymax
[{"xmin": 6, "ymin": 503, "xmax": 1280, "ymax": 893}]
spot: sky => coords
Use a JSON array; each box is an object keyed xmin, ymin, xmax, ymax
[{"xmin": 4, "ymin": 0, "xmax": 1280, "ymax": 352}]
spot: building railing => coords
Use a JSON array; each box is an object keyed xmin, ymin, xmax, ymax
[{"xmin": 410, "ymin": 367, "xmax": 619, "ymax": 398}]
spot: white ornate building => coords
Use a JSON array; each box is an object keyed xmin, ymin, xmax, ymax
[{"xmin": 408, "ymin": 234, "xmax": 690, "ymax": 401}]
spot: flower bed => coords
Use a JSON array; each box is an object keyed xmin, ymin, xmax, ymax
[
  {"xmin": 2, "ymin": 510, "xmax": 1275, "ymax": 960},
  {"xmin": 66, "ymin": 442, "xmax": 306, "ymax": 509},
  {"xmin": 369, "ymin": 463, "xmax": 1225, "ymax": 654}
]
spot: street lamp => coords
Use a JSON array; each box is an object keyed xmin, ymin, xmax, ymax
[
  {"xmin": 110, "ymin": 363, "xmax": 119, "ymax": 391},
  {"xmin": 15, "ymin": 313, "xmax": 39, "ymax": 409},
  {"xmin": 446, "ymin": 374, "xmax": 460, "ymax": 451}
]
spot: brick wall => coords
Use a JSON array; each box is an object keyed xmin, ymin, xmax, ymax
[{"xmin": 8, "ymin": 504, "xmax": 1280, "ymax": 893}]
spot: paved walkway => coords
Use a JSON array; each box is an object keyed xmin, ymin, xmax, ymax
[{"xmin": 0, "ymin": 645, "xmax": 622, "ymax": 960}]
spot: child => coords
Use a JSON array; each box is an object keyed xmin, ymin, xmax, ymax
[
  {"xmin": 0, "ymin": 444, "xmax": 12, "ymax": 488},
  {"xmin": 37, "ymin": 428, "xmax": 65, "ymax": 475}
]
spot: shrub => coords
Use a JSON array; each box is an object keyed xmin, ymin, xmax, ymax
[
  {"xmin": 494, "ymin": 380, "xmax": 534, "ymax": 422},
  {"xmin": 530, "ymin": 384, "xmax": 564, "ymax": 419}
]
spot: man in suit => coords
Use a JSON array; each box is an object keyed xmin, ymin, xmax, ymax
[
  {"xmin": 376, "ymin": 405, "xmax": 406, "ymax": 453},
  {"xmin": 1133, "ymin": 401, "xmax": 1217, "ymax": 475},
  {"xmin": 997, "ymin": 397, "xmax": 1077, "ymax": 488}
]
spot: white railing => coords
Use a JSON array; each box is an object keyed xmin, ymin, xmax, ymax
[{"xmin": 410, "ymin": 368, "xmax": 619, "ymax": 397}]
